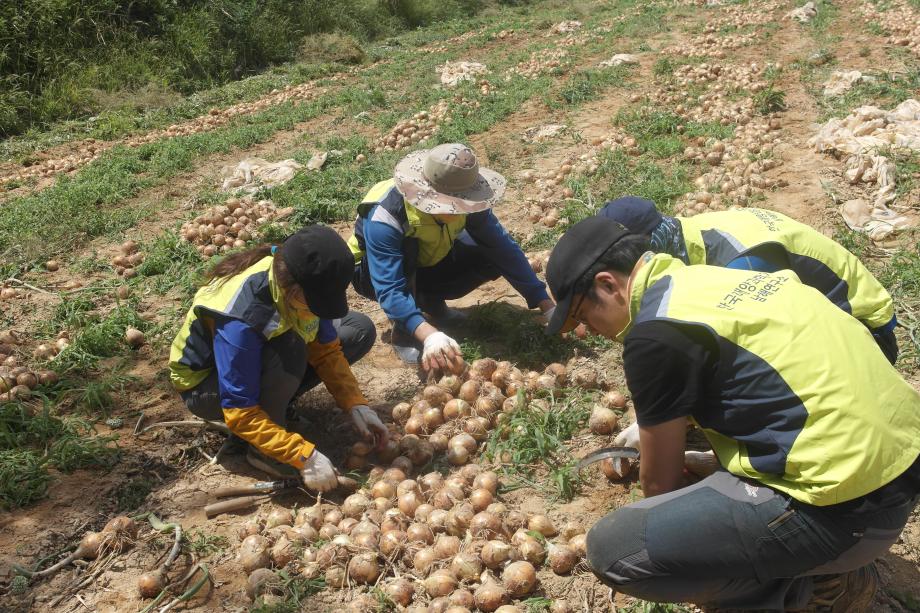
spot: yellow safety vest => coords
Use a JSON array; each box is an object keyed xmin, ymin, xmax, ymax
[
  {"xmin": 169, "ymin": 256, "xmax": 320, "ymax": 391},
  {"xmin": 624, "ymin": 253, "xmax": 920, "ymax": 505},
  {"xmin": 678, "ymin": 209, "xmax": 894, "ymax": 329},
  {"xmin": 348, "ymin": 179, "xmax": 467, "ymax": 268}
]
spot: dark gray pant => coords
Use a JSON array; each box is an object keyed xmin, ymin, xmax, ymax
[
  {"xmin": 181, "ymin": 311, "xmax": 376, "ymax": 427},
  {"xmin": 586, "ymin": 471, "xmax": 917, "ymax": 610}
]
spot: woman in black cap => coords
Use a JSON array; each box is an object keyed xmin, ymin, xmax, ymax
[{"xmin": 168, "ymin": 225, "xmax": 386, "ymax": 491}]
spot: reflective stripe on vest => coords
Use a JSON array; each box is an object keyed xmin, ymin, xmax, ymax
[
  {"xmin": 348, "ymin": 179, "xmax": 467, "ymax": 267},
  {"xmin": 625, "ymin": 253, "xmax": 920, "ymax": 506},
  {"xmin": 678, "ymin": 209, "xmax": 894, "ymax": 329},
  {"xmin": 168, "ymin": 257, "xmax": 320, "ymax": 391}
]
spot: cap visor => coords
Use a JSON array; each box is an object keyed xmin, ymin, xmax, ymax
[
  {"xmin": 304, "ymin": 290, "xmax": 349, "ymax": 320},
  {"xmin": 545, "ymin": 292, "xmax": 579, "ymax": 336}
]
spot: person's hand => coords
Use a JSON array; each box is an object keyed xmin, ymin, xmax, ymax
[
  {"xmin": 300, "ymin": 450, "xmax": 338, "ymax": 492},
  {"xmin": 351, "ymin": 405, "xmax": 389, "ymax": 450},
  {"xmin": 684, "ymin": 450, "xmax": 720, "ymax": 478},
  {"xmin": 421, "ymin": 331, "xmax": 464, "ymax": 373},
  {"xmin": 613, "ymin": 421, "xmax": 640, "ymax": 448}
]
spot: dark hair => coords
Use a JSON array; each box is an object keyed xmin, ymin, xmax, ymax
[
  {"xmin": 573, "ymin": 233, "xmax": 650, "ymax": 299},
  {"xmin": 203, "ymin": 244, "xmax": 296, "ymax": 290}
]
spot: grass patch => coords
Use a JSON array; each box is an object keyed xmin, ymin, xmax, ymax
[
  {"xmin": 485, "ymin": 389, "xmax": 592, "ymax": 500},
  {"xmin": 817, "ymin": 68, "xmax": 920, "ymax": 122},
  {"xmin": 753, "ymin": 86, "xmax": 787, "ymax": 115},
  {"xmin": 112, "ymin": 477, "xmax": 154, "ymax": 512},
  {"xmin": 250, "ymin": 572, "xmax": 325, "ymax": 613},
  {"xmin": 589, "ymin": 148, "xmax": 693, "ymax": 214},
  {"xmin": 556, "ymin": 65, "xmax": 634, "ymax": 106},
  {"xmin": 185, "ymin": 530, "xmax": 230, "ymax": 557},
  {"xmin": 615, "ymin": 107, "xmax": 734, "ymax": 158}
]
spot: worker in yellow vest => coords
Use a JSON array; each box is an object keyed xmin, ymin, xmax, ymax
[
  {"xmin": 545, "ymin": 217, "xmax": 919, "ymax": 611},
  {"xmin": 169, "ymin": 226, "xmax": 387, "ymax": 491},
  {"xmin": 349, "ymin": 143, "xmax": 555, "ymax": 369},
  {"xmin": 599, "ymin": 196, "xmax": 899, "ymax": 363}
]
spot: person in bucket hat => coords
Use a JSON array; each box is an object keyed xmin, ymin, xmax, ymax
[
  {"xmin": 348, "ymin": 143, "xmax": 555, "ymax": 369},
  {"xmin": 169, "ymin": 226, "xmax": 386, "ymax": 491}
]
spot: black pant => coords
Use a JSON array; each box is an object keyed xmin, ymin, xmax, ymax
[
  {"xmin": 586, "ymin": 470, "xmax": 917, "ymax": 610},
  {"xmin": 181, "ymin": 311, "xmax": 376, "ymax": 427},
  {"xmin": 352, "ymin": 232, "xmax": 501, "ymax": 329}
]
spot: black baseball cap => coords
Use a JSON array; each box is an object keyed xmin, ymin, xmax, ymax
[
  {"xmin": 545, "ymin": 216, "xmax": 630, "ymax": 335},
  {"xmin": 280, "ymin": 225, "xmax": 353, "ymax": 319},
  {"xmin": 598, "ymin": 196, "xmax": 662, "ymax": 235}
]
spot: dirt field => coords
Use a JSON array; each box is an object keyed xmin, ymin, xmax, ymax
[{"xmin": 0, "ymin": 0, "xmax": 918, "ymax": 611}]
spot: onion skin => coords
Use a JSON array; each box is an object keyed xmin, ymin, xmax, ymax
[
  {"xmin": 502, "ymin": 561, "xmax": 538, "ymax": 597},
  {"xmin": 474, "ymin": 582, "xmax": 509, "ymax": 612},
  {"xmin": 137, "ymin": 569, "xmax": 166, "ymax": 599}
]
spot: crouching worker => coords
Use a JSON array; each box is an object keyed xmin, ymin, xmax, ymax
[
  {"xmin": 599, "ymin": 196, "xmax": 899, "ymax": 363},
  {"xmin": 545, "ymin": 216, "xmax": 920, "ymax": 611},
  {"xmin": 349, "ymin": 143, "xmax": 555, "ymax": 371},
  {"xmin": 169, "ymin": 225, "xmax": 387, "ymax": 492}
]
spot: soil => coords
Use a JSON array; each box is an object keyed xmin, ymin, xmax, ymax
[{"xmin": 0, "ymin": 0, "xmax": 918, "ymax": 612}]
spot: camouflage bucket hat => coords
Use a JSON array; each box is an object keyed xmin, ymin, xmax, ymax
[{"xmin": 393, "ymin": 143, "xmax": 507, "ymax": 215}]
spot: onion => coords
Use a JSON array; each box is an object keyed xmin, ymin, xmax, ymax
[
  {"xmin": 378, "ymin": 439, "xmax": 401, "ymax": 463},
  {"xmin": 430, "ymin": 597, "xmax": 451, "ymax": 613},
  {"xmin": 450, "ymin": 433, "xmax": 478, "ymax": 454},
  {"xmin": 470, "ymin": 511, "xmax": 504, "ymax": 539},
  {"xmin": 36, "ymin": 369, "xmax": 59, "ymax": 386},
  {"xmin": 420, "ymin": 471, "xmax": 445, "ymax": 494},
  {"xmin": 548, "ymin": 543, "xmax": 578, "ymax": 574},
  {"xmin": 474, "ymin": 581, "xmax": 508, "ymax": 612},
  {"xmin": 445, "ymin": 474, "xmax": 470, "ymax": 491},
  {"xmin": 412, "ymin": 399, "xmax": 432, "ymax": 416},
  {"xmin": 424, "ymin": 385, "xmax": 452, "ymax": 406},
  {"xmin": 392, "ymin": 455, "xmax": 415, "ymax": 474},
  {"xmin": 601, "ymin": 390, "xmax": 628, "ymax": 409},
  {"xmin": 458, "ymin": 380, "xmax": 481, "ymax": 403},
  {"xmin": 379, "ymin": 530, "xmax": 406, "ymax": 557},
  {"xmin": 439, "ymin": 375, "xmax": 462, "ymax": 395},
  {"xmin": 425, "ymin": 570, "xmax": 458, "ymax": 597},
  {"xmin": 414, "ymin": 503, "xmax": 434, "ymax": 522},
  {"xmin": 473, "ymin": 471, "xmax": 499, "ymax": 494},
  {"xmin": 120, "ymin": 240, "xmax": 138, "ymax": 255},
  {"xmin": 429, "ymin": 431, "xmax": 450, "ymax": 452},
  {"xmin": 382, "ymin": 467, "xmax": 407, "ymax": 484},
  {"xmin": 238, "ymin": 518, "xmax": 262, "ymax": 541},
  {"xmin": 518, "ymin": 536, "xmax": 546, "ymax": 565},
  {"xmin": 470, "ymin": 488, "xmax": 494, "ymax": 512},
  {"xmin": 424, "ymin": 407, "xmax": 445, "ymax": 431},
  {"xmin": 385, "ymin": 579, "xmax": 415, "ymax": 606},
  {"xmin": 413, "ymin": 546, "xmax": 438, "ymax": 575},
  {"xmin": 392, "ymin": 402, "xmax": 412, "ymax": 424},
  {"xmin": 407, "ymin": 522, "xmax": 435, "ymax": 544},
  {"xmin": 348, "ymin": 552, "xmax": 381, "ymax": 584},
  {"xmin": 471, "ymin": 358, "xmax": 498, "ymax": 380},
  {"xmin": 486, "ymin": 502, "xmax": 507, "ymax": 517},
  {"xmin": 481, "ymin": 540, "xmax": 513, "ymax": 569},
  {"xmin": 446, "ymin": 503, "xmax": 475, "ymax": 536},
  {"xmin": 337, "ymin": 517, "xmax": 358, "ymax": 534},
  {"xmin": 434, "ymin": 535, "xmax": 461, "ymax": 559},
  {"xmin": 528, "ymin": 514, "xmax": 557, "ymax": 537},
  {"xmin": 504, "ymin": 510, "xmax": 526, "ymax": 533},
  {"xmin": 545, "ymin": 363, "xmax": 567, "ymax": 385},
  {"xmin": 443, "ymin": 398, "xmax": 472, "ymax": 420},
  {"xmin": 342, "ymin": 493, "xmax": 370, "ymax": 518},
  {"xmin": 245, "ymin": 568, "xmax": 276, "ymax": 601},
  {"xmin": 449, "ymin": 588, "xmax": 475, "ymax": 608},
  {"xmin": 398, "ymin": 491, "xmax": 422, "ymax": 518},
  {"xmin": 428, "ymin": 509, "xmax": 449, "ymax": 532},
  {"xmin": 405, "ymin": 415, "xmax": 425, "ymax": 435},
  {"xmin": 324, "ymin": 508, "xmax": 344, "ymax": 525},
  {"xmin": 16, "ymin": 372, "xmax": 37, "ymax": 388},
  {"xmin": 601, "ymin": 457, "xmax": 632, "ymax": 481},
  {"xmin": 463, "ymin": 417, "xmax": 490, "ymax": 441},
  {"xmin": 137, "ymin": 568, "xmax": 166, "ymax": 598},
  {"xmin": 325, "ymin": 566, "xmax": 346, "ymax": 589},
  {"xmin": 446, "ymin": 444, "xmax": 470, "ymax": 466},
  {"xmin": 560, "ymin": 522, "xmax": 584, "ymax": 541},
  {"xmin": 372, "ymin": 480, "xmax": 396, "ymax": 499},
  {"xmin": 239, "ymin": 535, "xmax": 270, "ymax": 572},
  {"xmin": 125, "ymin": 327, "xmax": 145, "ymax": 348},
  {"xmin": 271, "ymin": 535, "xmax": 295, "ymax": 567},
  {"xmin": 451, "ymin": 552, "xmax": 482, "ymax": 581},
  {"xmin": 265, "ymin": 507, "xmax": 292, "ymax": 529},
  {"xmin": 474, "ymin": 396, "xmax": 501, "ymax": 417},
  {"xmin": 550, "ymin": 600, "xmax": 572, "ymax": 613},
  {"xmin": 589, "ymin": 405, "xmax": 619, "ymax": 435},
  {"xmin": 503, "ymin": 561, "xmax": 537, "ymax": 597},
  {"xmin": 573, "ymin": 369, "xmax": 599, "ymax": 389},
  {"xmin": 568, "ymin": 533, "xmax": 587, "ymax": 556},
  {"xmin": 293, "ymin": 524, "xmax": 318, "ymax": 543},
  {"xmin": 318, "ymin": 524, "xmax": 340, "ymax": 540}
]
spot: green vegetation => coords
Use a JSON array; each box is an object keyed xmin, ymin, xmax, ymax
[
  {"xmin": 817, "ymin": 69, "xmax": 920, "ymax": 122},
  {"xmin": 485, "ymin": 389, "xmax": 592, "ymax": 500},
  {"xmin": 753, "ymin": 87, "xmax": 788, "ymax": 115},
  {"xmin": 0, "ymin": 402, "xmax": 119, "ymax": 509},
  {"xmin": 0, "ymin": 0, "xmax": 500, "ymax": 136},
  {"xmin": 250, "ymin": 572, "xmax": 325, "ymax": 613}
]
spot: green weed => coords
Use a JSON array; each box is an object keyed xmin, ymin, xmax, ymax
[
  {"xmin": 250, "ymin": 571, "xmax": 325, "ymax": 613},
  {"xmin": 185, "ymin": 530, "xmax": 230, "ymax": 557},
  {"xmin": 112, "ymin": 477, "xmax": 154, "ymax": 512},
  {"xmin": 753, "ymin": 87, "xmax": 787, "ymax": 115},
  {"xmin": 817, "ymin": 69, "xmax": 920, "ymax": 121},
  {"xmin": 558, "ymin": 66, "xmax": 634, "ymax": 106},
  {"xmin": 0, "ymin": 449, "xmax": 51, "ymax": 510}
]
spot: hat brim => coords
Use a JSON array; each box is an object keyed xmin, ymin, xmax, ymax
[
  {"xmin": 393, "ymin": 149, "xmax": 506, "ymax": 215},
  {"xmin": 545, "ymin": 291, "xmax": 581, "ymax": 336},
  {"xmin": 303, "ymin": 288, "xmax": 348, "ymax": 320}
]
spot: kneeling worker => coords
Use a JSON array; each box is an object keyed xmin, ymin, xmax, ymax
[
  {"xmin": 599, "ymin": 196, "xmax": 899, "ymax": 363},
  {"xmin": 349, "ymin": 143, "xmax": 555, "ymax": 371},
  {"xmin": 169, "ymin": 226, "xmax": 387, "ymax": 492},
  {"xmin": 545, "ymin": 216, "xmax": 919, "ymax": 611}
]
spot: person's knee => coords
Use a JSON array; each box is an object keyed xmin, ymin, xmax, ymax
[
  {"xmin": 342, "ymin": 311, "xmax": 377, "ymax": 361},
  {"xmin": 586, "ymin": 507, "xmax": 652, "ymax": 589}
]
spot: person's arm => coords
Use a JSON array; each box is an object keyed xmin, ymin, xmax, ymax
[
  {"xmin": 307, "ymin": 319, "xmax": 368, "ymax": 410},
  {"xmin": 623, "ymin": 321, "xmax": 716, "ymax": 496},
  {"xmin": 639, "ymin": 417, "xmax": 689, "ymax": 496},
  {"xmin": 363, "ymin": 216, "xmax": 427, "ymax": 333},
  {"xmin": 214, "ymin": 318, "xmax": 315, "ymax": 467},
  {"xmin": 464, "ymin": 211, "xmax": 551, "ymax": 309}
]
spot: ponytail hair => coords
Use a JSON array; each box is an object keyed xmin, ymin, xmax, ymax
[{"xmin": 203, "ymin": 244, "xmax": 296, "ymax": 291}]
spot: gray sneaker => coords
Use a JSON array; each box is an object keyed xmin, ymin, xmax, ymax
[{"xmin": 245, "ymin": 446, "xmax": 300, "ymax": 479}]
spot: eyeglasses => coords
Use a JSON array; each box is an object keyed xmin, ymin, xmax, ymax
[{"xmin": 569, "ymin": 292, "xmax": 591, "ymax": 327}]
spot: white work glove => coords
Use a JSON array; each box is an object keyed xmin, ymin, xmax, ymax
[
  {"xmin": 300, "ymin": 450, "xmax": 338, "ymax": 492},
  {"xmin": 684, "ymin": 450, "xmax": 720, "ymax": 478},
  {"xmin": 540, "ymin": 305, "xmax": 556, "ymax": 326},
  {"xmin": 351, "ymin": 405, "xmax": 388, "ymax": 448},
  {"xmin": 613, "ymin": 421, "xmax": 640, "ymax": 449},
  {"xmin": 421, "ymin": 331, "xmax": 463, "ymax": 372}
]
